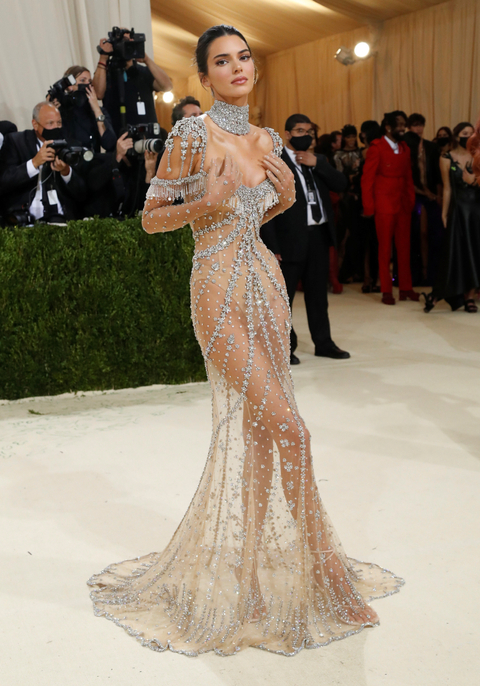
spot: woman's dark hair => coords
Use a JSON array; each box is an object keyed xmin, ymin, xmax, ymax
[
  {"xmin": 359, "ymin": 120, "xmax": 381, "ymax": 146},
  {"xmin": 341, "ymin": 124, "xmax": 357, "ymax": 148},
  {"xmin": 285, "ymin": 113, "xmax": 311, "ymax": 132},
  {"xmin": 469, "ymin": 116, "xmax": 480, "ymax": 181},
  {"xmin": 407, "ymin": 113, "xmax": 426, "ymax": 128},
  {"xmin": 330, "ymin": 130, "xmax": 341, "ymax": 143},
  {"xmin": 64, "ymin": 65, "xmax": 90, "ymax": 80},
  {"xmin": 315, "ymin": 133, "xmax": 333, "ymax": 157},
  {"xmin": 195, "ymin": 25, "xmax": 252, "ymax": 75},
  {"xmin": 452, "ymin": 121, "xmax": 474, "ymax": 138}
]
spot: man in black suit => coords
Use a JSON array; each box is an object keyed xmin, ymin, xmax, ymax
[
  {"xmin": 0, "ymin": 102, "xmax": 86, "ymax": 225},
  {"xmin": 262, "ymin": 113, "xmax": 350, "ymax": 364}
]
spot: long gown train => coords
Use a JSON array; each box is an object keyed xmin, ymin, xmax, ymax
[{"xmin": 87, "ymin": 115, "xmax": 403, "ymax": 656}]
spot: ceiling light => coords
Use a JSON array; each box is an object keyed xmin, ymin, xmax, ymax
[
  {"xmin": 354, "ymin": 42, "xmax": 370, "ymax": 58},
  {"xmin": 334, "ymin": 47, "xmax": 355, "ymax": 66},
  {"xmin": 162, "ymin": 91, "xmax": 174, "ymax": 103}
]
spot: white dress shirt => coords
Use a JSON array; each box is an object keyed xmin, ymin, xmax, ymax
[
  {"xmin": 284, "ymin": 146, "xmax": 326, "ymax": 225},
  {"xmin": 384, "ymin": 135, "xmax": 400, "ymax": 154},
  {"xmin": 27, "ymin": 138, "xmax": 72, "ymax": 220}
]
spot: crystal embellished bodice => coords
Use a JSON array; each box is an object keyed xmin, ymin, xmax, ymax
[{"xmin": 87, "ymin": 110, "xmax": 404, "ymax": 658}]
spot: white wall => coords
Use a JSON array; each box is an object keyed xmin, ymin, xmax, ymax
[{"xmin": 0, "ymin": 0, "xmax": 153, "ymax": 130}]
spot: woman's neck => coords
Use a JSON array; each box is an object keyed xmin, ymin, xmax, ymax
[{"xmin": 214, "ymin": 95, "xmax": 249, "ymax": 107}]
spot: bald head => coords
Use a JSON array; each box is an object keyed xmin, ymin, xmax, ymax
[{"xmin": 32, "ymin": 102, "xmax": 62, "ymax": 141}]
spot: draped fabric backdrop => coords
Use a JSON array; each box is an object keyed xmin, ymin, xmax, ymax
[
  {"xmin": 0, "ymin": 0, "xmax": 153, "ymax": 131},
  {"xmin": 259, "ymin": 0, "xmax": 480, "ymax": 139}
]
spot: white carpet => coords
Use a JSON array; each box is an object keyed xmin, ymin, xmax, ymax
[{"xmin": 1, "ymin": 285, "xmax": 479, "ymax": 686}]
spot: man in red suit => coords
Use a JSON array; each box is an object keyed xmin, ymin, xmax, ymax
[{"xmin": 361, "ymin": 111, "xmax": 419, "ymax": 305}]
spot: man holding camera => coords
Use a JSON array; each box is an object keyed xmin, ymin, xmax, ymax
[
  {"xmin": 0, "ymin": 102, "xmax": 86, "ymax": 225},
  {"xmin": 92, "ymin": 28, "xmax": 172, "ymax": 136}
]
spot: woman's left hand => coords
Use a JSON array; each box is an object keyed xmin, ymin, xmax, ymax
[
  {"xmin": 262, "ymin": 153, "xmax": 295, "ymax": 210},
  {"xmin": 462, "ymin": 167, "xmax": 477, "ymax": 185},
  {"xmin": 86, "ymin": 85, "xmax": 101, "ymax": 113}
]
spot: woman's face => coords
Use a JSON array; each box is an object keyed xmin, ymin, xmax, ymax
[
  {"xmin": 200, "ymin": 34, "xmax": 254, "ymax": 102},
  {"xmin": 67, "ymin": 71, "xmax": 91, "ymax": 92},
  {"xmin": 437, "ymin": 128, "xmax": 449, "ymax": 140},
  {"xmin": 344, "ymin": 134, "xmax": 357, "ymax": 149},
  {"xmin": 457, "ymin": 125, "xmax": 474, "ymax": 139}
]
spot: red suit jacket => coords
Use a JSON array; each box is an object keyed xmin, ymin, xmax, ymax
[{"xmin": 361, "ymin": 137, "xmax": 415, "ymax": 216}]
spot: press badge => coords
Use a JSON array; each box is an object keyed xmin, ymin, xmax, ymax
[
  {"xmin": 137, "ymin": 101, "xmax": 146, "ymax": 115},
  {"xmin": 47, "ymin": 190, "xmax": 59, "ymax": 205},
  {"xmin": 307, "ymin": 191, "xmax": 316, "ymax": 205}
]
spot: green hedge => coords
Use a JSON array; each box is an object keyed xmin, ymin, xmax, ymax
[{"xmin": 0, "ymin": 218, "xmax": 206, "ymax": 400}]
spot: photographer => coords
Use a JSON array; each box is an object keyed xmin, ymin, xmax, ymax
[
  {"xmin": 0, "ymin": 102, "xmax": 86, "ymax": 225},
  {"xmin": 57, "ymin": 66, "xmax": 116, "ymax": 153},
  {"xmin": 92, "ymin": 28, "xmax": 172, "ymax": 136},
  {"xmin": 84, "ymin": 132, "xmax": 162, "ymax": 218}
]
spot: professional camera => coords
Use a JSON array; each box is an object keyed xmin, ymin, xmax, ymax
[
  {"xmin": 46, "ymin": 75, "xmax": 76, "ymax": 106},
  {"xmin": 125, "ymin": 122, "xmax": 164, "ymax": 158},
  {"xmin": 47, "ymin": 140, "xmax": 94, "ymax": 166},
  {"xmin": 98, "ymin": 27, "xmax": 146, "ymax": 66}
]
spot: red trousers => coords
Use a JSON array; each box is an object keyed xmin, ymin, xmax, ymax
[{"xmin": 375, "ymin": 212, "xmax": 412, "ymax": 293}]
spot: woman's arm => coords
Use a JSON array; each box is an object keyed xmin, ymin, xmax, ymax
[
  {"xmin": 142, "ymin": 150, "xmax": 242, "ymax": 234},
  {"xmin": 439, "ymin": 156, "xmax": 451, "ymax": 227}
]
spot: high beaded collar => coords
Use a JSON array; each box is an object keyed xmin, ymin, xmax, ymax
[{"xmin": 207, "ymin": 100, "xmax": 250, "ymax": 136}]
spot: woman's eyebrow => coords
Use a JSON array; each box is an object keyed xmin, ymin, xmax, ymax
[{"xmin": 213, "ymin": 49, "xmax": 250, "ymax": 60}]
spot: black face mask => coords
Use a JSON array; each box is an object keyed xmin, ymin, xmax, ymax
[
  {"xmin": 42, "ymin": 126, "xmax": 65, "ymax": 141},
  {"xmin": 290, "ymin": 134, "xmax": 313, "ymax": 152},
  {"xmin": 459, "ymin": 136, "xmax": 470, "ymax": 149},
  {"xmin": 437, "ymin": 138, "xmax": 449, "ymax": 147}
]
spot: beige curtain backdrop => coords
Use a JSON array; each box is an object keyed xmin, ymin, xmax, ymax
[
  {"xmin": 0, "ymin": 0, "xmax": 153, "ymax": 130},
  {"xmin": 260, "ymin": 0, "xmax": 480, "ymax": 139}
]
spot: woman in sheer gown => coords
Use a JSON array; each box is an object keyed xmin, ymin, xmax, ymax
[{"xmin": 87, "ymin": 25, "xmax": 403, "ymax": 657}]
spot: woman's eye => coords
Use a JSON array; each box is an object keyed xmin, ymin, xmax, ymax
[
  {"xmin": 240, "ymin": 55, "xmax": 251, "ymax": 61},
  {"xmin": 216, "ymin": 60, "xmax": 228, "ymax": 66}
]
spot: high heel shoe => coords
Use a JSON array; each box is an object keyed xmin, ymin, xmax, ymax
[{"xmin": 422, "ymin": 292, "xmax": 436, "ymax": 313}]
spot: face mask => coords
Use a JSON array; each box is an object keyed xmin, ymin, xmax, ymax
[
  {"xmin": 459, "ymin": 136, "xmax": 470, "ymax": 149},
  {"xmin": 41, "ymin": 126, "xmax": 65, "ymax": 141},
  {"xmin": 290, "ymin": 134, "xmax": 313, "ymax": 152},
  {"xmin": 437, "ymin": 138, "xmax": 449, "ymax": 147}
]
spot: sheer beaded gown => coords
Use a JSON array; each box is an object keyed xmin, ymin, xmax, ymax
[{"xmin": 88, "ymin": 101, "xmax": 403, "ymax": 656}]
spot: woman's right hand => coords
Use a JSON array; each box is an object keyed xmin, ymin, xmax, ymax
[{"xmin": 203, "ymin": 153, "xmax": 243, "ymax": 210}]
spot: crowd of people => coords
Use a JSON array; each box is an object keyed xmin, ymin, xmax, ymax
[
  {"xmin": 306, "ymin": 112, "xmax": 480, "ymax": 312},
  {"xmin": 0, "ymin": 29, "xmax": 479, "ymax": 319}
]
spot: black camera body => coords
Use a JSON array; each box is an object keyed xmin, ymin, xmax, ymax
[
  {"xmin": 98, "ymin": 27, "xmax": 146, "ymax": 67},
  {"xmin": 47, "ymin": 140, "xmax": 94, "ymax": 167},
  {"xmin": 46, "ymin": 74, "xmax": 76, "ymax": 107},
  {"xmin": 125, "ymin": 123, "xmax": 163, "ymax": 158}
]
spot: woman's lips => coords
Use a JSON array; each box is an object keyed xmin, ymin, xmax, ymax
[{"xmin": 231, "ymin": 77, "xmax": 247, "ymax": 85}]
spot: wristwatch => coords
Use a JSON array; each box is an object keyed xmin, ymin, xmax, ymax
[{"xmin": 96, "ymin": 114, "xmax": 106, "ymax": 123}]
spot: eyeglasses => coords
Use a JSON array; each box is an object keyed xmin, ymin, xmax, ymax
[{"xmin": 292, "ymin": 127, "xmax": 315, "ymax": 137}]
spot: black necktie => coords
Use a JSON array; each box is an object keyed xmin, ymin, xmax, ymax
[{"xmin": 301, "ymin": 165, "xmax": 322, "ymax": 223}]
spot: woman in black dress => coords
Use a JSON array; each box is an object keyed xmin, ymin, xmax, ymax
[{"xmin": 424, "ymin": 122, "xmax": 480, "ymax": 313}]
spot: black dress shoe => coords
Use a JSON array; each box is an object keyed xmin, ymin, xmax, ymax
[
  {"xmin": 290, "ymin": 353, "xmax": 301, "ymax": 365},
  {"xmin": 315, "ymin": 344, "xmax": 351, "ymax": 360}
]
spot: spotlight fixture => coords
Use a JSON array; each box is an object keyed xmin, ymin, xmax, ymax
[
  {"xmin": 354, "ymin": 42, "xmax": 370, "ymax": 58},
  {"xmin": 334, "ymin": 47, "xmax": 355, "ymax": 66},
  {"xmin": 162, "ymin": 91, "xmax": 174, "ymax": 103}
]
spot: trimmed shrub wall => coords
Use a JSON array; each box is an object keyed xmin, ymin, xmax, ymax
[{"xmin": 0, "ymin": 218, "xmax": 206, "ymax": 400}]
